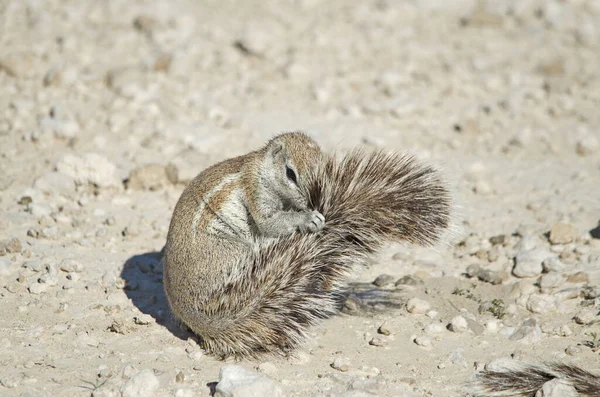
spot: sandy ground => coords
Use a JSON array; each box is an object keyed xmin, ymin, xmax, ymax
[{"xmin": 1, "ymin": 0, "xmax": 600, "ymax": 396}]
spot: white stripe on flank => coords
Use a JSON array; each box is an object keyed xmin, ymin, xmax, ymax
[{"xmin": 192, "ymin": 172, "xmax": 240, "ymax": 238}]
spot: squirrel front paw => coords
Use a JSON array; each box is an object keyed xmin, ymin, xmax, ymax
[{"xmin": 299, "ymin": 211, "xmax": 325, "ymax": 234}]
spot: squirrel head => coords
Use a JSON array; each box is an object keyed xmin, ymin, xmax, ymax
[{"xmin": 261, "ymin": 132, "xmax": 322, "ymax": 210}]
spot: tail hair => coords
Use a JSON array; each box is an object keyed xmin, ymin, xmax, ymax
[
  {"xmin": 472, "ymin": 361, "xmax": 600, "ymax": 397},
  {"xmin": 198, "ymin": 149, "xmax": 453, "ymax": 358}
]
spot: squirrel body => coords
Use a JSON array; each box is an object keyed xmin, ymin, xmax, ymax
[{"xmin": 163, "ymin": 132, "xmax": 452, "ymax": 358}]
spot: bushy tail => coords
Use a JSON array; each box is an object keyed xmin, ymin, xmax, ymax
[
  {"xmin": 198, "ymin": 150, "xmax": 452, "ymax": 358},
  {"xmin": 473, "ymin": 362, "xmax": 600, "ymax": 397}
]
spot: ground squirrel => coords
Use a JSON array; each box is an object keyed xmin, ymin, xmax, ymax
[{"xmin": 163, "ymin": 131, "xmax": 453, "ymax": 358}]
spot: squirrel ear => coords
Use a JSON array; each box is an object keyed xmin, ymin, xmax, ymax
[{"xmin": 269, "ymin": 142, "xmax": 285, "ymax": 159}]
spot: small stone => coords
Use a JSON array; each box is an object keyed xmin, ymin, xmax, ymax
[
  {"xmin": 59, "ymin": 258, "xmax": 83, "ymax": 273},
  {"xmin": 478, "ymin": 269, "xmax": 508, "ymax": 285},
  {"xmin": 0, "ymin": 238, "xmax": 22, "ymax": 254},
  {"xmin": 576, "ymin": 135, "xmax": 599, "ymax": 156},
  {"xmin": 448, "ymin": 316, "xmax": 469, "ymax": 333},
  {"xmin": 369, "ymin": 336, "xmax": 387, "ymax": 347},
  {"xmin": 413, "ymin": 336, "xmax": 432, "ymax": 347},
  {"xmin": 120, "ymin": 369, "xmax": 160, "ymax": 397},
  {"xmin": 28, "ymin": 282, "xmax": 49, "ymax": 295},
  {"xmin": 557, "ymin": 325, "xmax": 573, "ymax": 337},
  {"xmin": 372, "ymin": 274, "xmax": 395, "ymax": 287},
  {"xmin": 549, "ymin": 223, "xmax": 579, "ymax": 244},
  {"xmin": 509, "ymin": 319, "xmax": 542, "ymax": 343},
  {"xmin": 331, "ymin": 357, "xmax": 351, "ymax": 372},
  {"xmin": 23, "ymin": 260, "xmax": 43, "ymax": 272},
  {"xmin": 424, "ymin": 322, "xmax": 446, "ymax": 334},
  {"xmin": 566, "ymin": 272, "xmax": 589, "ymax": 284},
  {"xmin": 513, "ymin": 248, "xmax": 551, "ymax": 278},
  {"xmin": 539, "ymin": 273, "xmax": 564, "ymax": 292},
  {"xmin": 406, "ymin": 298, "xmax": 431, "ymax": 314},
  {"xmin": 537, "ymin": 378, "xmax": 579, "ymax": 397},
  {"xmin": 395, "ymin": 275, "xmax": 424, "ymax": 286},
  {"xmin": 542, "ymin": 257, "xmax": 566, "ymax": 273},
  {"xmin": 215, "ymin": 365, "xmax": 283, "ymax": 397},
  {"xmin": 489, "ymin": 235, "xmax": 506, "ymax": 245},
  {"xmin": 127, "ymin": 164, "xmax": 171, "ymax": 191},
  {"xmin": 175, "ymin": 371, "xmax": 185, "ymax": 383},
  {"xmin": 377, "ymin": 323, "xmax": 392, "ymax": 336},
  {"xmin": 565, "ymin": 345, "xmax": 581, "ymax": 356},
  {"xmin": 573, "ymin": 309, "xmax": 599, "ymax": 325},
  {"xmin": 56, "ymin": 153, "xmax": 120, "ymax": 188},
  {"xmin": 187, "ymin": 351, "xmax": 203, "ymax": 361},
  {"xmin": 526, "ymin": 294, "xmax": 558, "ymax": 314}
]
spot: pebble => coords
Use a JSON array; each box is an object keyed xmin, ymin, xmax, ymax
[
  {"xmin": 187, "ymin": 351, "xmax": 203, "ymax": 361},
  {"xmin": 0, "ymin": 238, "xmax": 22, "ymax": 254},
  {"xmin": 448, "ymin": 316, "xmax": 469, "ymax": 333},
  {"xmin": 549, "ymin": 223, "xmax": 579, "ymax": 244},
  {"xmin": 538, "ymin": 378, "xmax": 579, "ymax": 397},
  {"xmin": 508, "ymin": 319, "xmax": 542, "ymax": 343},
  {"xmin": 369, "ymin": 336, "xmax": 387, "ymax": 347},
  {"xmin": 513, "ymin": 248, "xmax": 551, "ymax": 278},
  {"xmin": 215, "ymin": 365, "xmax": 283, "ymax": 397},
  {"xmin": 377, "ymin": 323, "xmax": 392, "ymax": 336},
  {"xmin": 539, "ymin": 272, "xmax": 564, "ymax": 292},
  {"xmin": 576, "ymin": 135, "xmax": 599, "ymax": 156},
  {"xmin": 526, "ymin": 294, "xmax": 558, "ymax": 314},
  {"xmin": 120, "ymin": 369, "xmax": 160, "ymax": 397},
  {"xmin": 175, "ymin": 371, "xmax": 185, "ymax": 383},
  {"xmin": 565, "ymin": 345, "xmax": 581, "ymax": 356},
  {"xmin": 331, "ymin": 357, "xmax": 351, "ymax": 372},
  {"xmin": 413, "ymin": 336, "xmax": 432, "ymax": 347},
  {"xmin": 127, "ymin": 164, "xmax": 171, "ymax": 191},
  {"xmin": 395, "ymin": 275, "xmax": 424, "ymax": 286},
  {"xmin": 59, "ymin": 258, "xmax": 83, "ymax": 273},
  {"xmin": 406, "ymin": 298, "xmax": 431, "ymax": 314},
  {"xmin": 372, "ymin": 274, "xmax": 395, "ymax": 287},
  {"xmin": 573, "ymin": 309, "xmax": 599, "ymax": 325},
  {"xmin": 56, "ymin": 153, "xmax": 120, "ymax": 188},
  {"xmin": 424, "ymin": 322, "xmax": 446, "ymax": 334},
  {"xmin": 28, "ymin": 282, "xmax": 49, "ymax": 295},
  {"xmin": 566, "ymin": 272, "xmax": 589, "ymax": 284},
  {"xmin": 542, "ymin": 257, "xmax": 566, "ymax": 273}
]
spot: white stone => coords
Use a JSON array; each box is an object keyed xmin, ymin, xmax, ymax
[
  {"xmin": 120, "ymin": 369, "xmax": 160, "ymax": 397},
  {"xmin": 331, "ymin": 357, "xmax": 351, "ymax": 372},
  {"xmin": 56, "ymin": 153, "xmax": 120, "ymax": 188},
  {"xmin": 448, "ymin": 316, "xmax": 469, "ymax": 333},
  {"xmin": 406, "ymin": 298, "xmax": 431, "ymax": 314},
  {"xmin": 537, "ymin": 378, "xmax": 578, "ymax": 397},
  {"xmin": 526, "ymin": 294, "xmax": 558, "ymax": 314},
  {"xmin": 513, "ymin": 248, "xmax": 551, "ymax": 278},
  {"xmin": 215, "ymin": 365, "xmax": 283, "ymax": 397},
  {"xmin": 424, "ymin": 322, "xmax": 446, "ymax": 334}
]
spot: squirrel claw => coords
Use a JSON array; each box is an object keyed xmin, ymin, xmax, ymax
[{"xmin": 300, "ymin": 211, "xmax": 325, "ymax": 233}]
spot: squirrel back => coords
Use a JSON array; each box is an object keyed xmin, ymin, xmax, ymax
[{"xmin": 163, "ymin": 133, "xmax": 453, "ymax": 358}]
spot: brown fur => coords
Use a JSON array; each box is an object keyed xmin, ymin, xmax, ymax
[
  {"xmin": 473, "ymin": 361, "xmax": 600, "ymax": 396},
  {"xmin": 163, "ymin": 133, "xmax": 452, "ymax": 359}
]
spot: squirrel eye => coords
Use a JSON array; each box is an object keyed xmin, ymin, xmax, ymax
[{"xmin": 285, "ymin": 166, "xmax": 298, "ymax": 184}]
